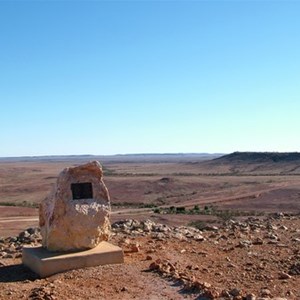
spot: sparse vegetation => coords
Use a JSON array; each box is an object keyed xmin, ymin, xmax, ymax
[
  {"xmin": 0, "ymin": 201, "xmax": 39, "ymax": 208},
  {"xmin": 153, "ymin": 204, "xmax": 265, "ymax": 222},
  {"xmin": 111, "ymin": 202, "xmax": 158, "ymax": 209},
  {"xmin": 1, "ymin": 155, "xmax": 300, "ymax": 238}
]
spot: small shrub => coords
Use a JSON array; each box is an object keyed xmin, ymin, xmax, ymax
[
  {"xmin": 0, "ymin": 202, "xmax": 17, "ymax": 207},
  {"xmin": 193, "ymin": 205, "xmax": 200, "ymax": 211},
  {"xmin": 139, "ymin": 203, "xmax": 157, "ymax": 208},
  {"xmin": 176, "ymin": 206, "xmax": 186, "ymax": 214},
  {"xmin": 169, "ymin": 206, "xmax": 176, "ymax": 213},
  {"xmin": 0, "ymin": 201, "xmax": 39, "ymax": 208}
]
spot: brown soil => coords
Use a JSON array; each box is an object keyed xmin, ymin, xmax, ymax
[
  {"xmin": 0, "ymin": 158, "xmax": 300, "ymax": 237},
  {"xmin": 0, "ymin": 216, "xmax": 300, "ymax": 299},
  {"xmin": 0, "ymin": 157, "xmax": 300, "ymax": 299}
]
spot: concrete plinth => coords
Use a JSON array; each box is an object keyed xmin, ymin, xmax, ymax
[{"xmin": 22, "ymin": 241, "xmax": 124, "ymax": 278}]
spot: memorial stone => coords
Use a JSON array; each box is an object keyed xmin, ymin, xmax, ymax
[
  {"xmin": 23, "ymin": 161, "xmax": 124, "ymax": 277},
  {"xmin": 39, "ymin": 161, "xmax": 111, "ymax": 251}
]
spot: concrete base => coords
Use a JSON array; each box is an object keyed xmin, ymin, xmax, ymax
[{"xmin": 22, "ymin": 241, "xmax": 124, "ymax": 278}]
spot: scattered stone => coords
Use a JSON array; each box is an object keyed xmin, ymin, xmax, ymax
[
  {"xmin": 204, "ymin": 225, "xmax": 219, "ymax": 231},
  {"xmin": 2, "ymin": 212, "xmax": 300, "ymax": 298},
  {"xmin": 0, "ymin": 251, "xmax": 7, "ymax": 258},
  {"xmin": 278, "ymin": 272, "xmax": 291, "ymax": 279},
  {"xmin": 112, "ymin": 219, "xmax": 206, "ymax": 243},
  {"xmin": 289, "ymin": 261, "xmax": 300, "ymax": 275},
  {"xmin": 238, "ymin": 240, "xmax": 252, "ymax": 248},
  {"xmin": 252, "ymin": 237, "xmax": 264, "ymax": 245},
  {"xmin": 268, "ymin": 240, "xmax": 278, "ymax": 245},
  {"xmin": 29, "ymin": 284, "xmax": 57, "ymax": 300},
  {"xmin": 268, "ymin": 233, "xmax": 279, "ymax": 240},
  {"xmin": 279, "ymin": 225, "xmax": 288, "ymax": 230},
  {"xmin": 130, "ymin": 243, "xmax": 140, "ymax": 253},
  {"xmin": 173, "ymin": 233, "xmax": 186, "ymax": 240},
  {"xmin": 229, "ymin": 288, "xmax": 241, "ymax": 297},
  {"xmin": 260, "ymin": 288, "xmax": 271, "ymax": 297},
  {"xmin": 276, "ymin": 243, "xmax": 288, "ymax": 248}
]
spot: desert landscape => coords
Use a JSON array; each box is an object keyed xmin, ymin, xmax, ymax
[
  {"xmin": 2, "ymin": 0, "xmax": 299, "ymax": 298},
  {"xmin": 1, "ymin": 152, "xmax": 300, "ymax": 235},
  {"xmin": 0, "ymin": 152, "xmax": 300, "ymax": 299}
]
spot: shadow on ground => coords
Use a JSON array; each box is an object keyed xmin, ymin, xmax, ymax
[{"xmin": 0, "ymin": 264, "xmax": 39, "ymax": 282}]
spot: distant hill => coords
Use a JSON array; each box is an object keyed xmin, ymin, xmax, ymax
[
  {"xmin": 0, "ymin": 153, "xmax": 223, "ymax": 163},
  {"xmin": 199, "ymin": 152, "xmax": 300, "ymax": 175},
  {"xmin": 214, "ymin": 152, "xmax": 300, "ymax": 163}
]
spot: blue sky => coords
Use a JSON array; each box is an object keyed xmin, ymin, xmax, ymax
[{"xmin": 1, "ymin": 1, "xmax": 299, "ymax": 157}]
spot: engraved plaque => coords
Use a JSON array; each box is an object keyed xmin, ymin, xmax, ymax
[{"xmin": 71, "ymin": 182, "xmax": 93, "ymax": 200}]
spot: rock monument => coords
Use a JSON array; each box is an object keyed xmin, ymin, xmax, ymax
[
  {"xmin": 22, "ymin": 161, "xmax": 124, "ymax": 277},
  {"xmin": 39, "ymin": 161, "xmax": 111, "ymax": 251}
]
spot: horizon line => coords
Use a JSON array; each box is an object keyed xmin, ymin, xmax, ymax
[{"xmin": 1, "ymin": 151, "xmax": 300, "ymax": 159}]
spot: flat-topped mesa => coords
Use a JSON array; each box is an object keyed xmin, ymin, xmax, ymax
[{"xmin": 39, "ymin": 161, "xmax": 111, "ymax": 252}]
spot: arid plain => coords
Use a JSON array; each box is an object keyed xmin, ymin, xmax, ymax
[
  {"xmin": 1, "ymin": 153, "xmax": 300, "ymax": 299},
  {"xmin": 1, "ymin": 153, "xmax": 300, "ymax": 237}
]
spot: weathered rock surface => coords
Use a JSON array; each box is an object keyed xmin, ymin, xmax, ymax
[{"xmin": 39, "ymin": 161, "xmax": 111, "ymax": 251}]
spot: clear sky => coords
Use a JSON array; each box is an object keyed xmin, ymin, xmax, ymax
[{"xmin": 0, "ymin": 0, "xmax": 299, "ymax": 157}]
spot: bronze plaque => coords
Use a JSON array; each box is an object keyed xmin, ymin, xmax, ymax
[{"xmin": 71, "ymin": 182, "xmax": 93, "ymax": 200}]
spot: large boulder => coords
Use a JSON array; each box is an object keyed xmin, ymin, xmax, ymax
[{"xmin": 39, "ymin": 161, "xmax": 111, "ymax": 251}]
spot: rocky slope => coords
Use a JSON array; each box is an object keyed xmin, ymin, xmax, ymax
[
  {"xmin": 199, "ymin": 152, "xmax": 300, "ymax": 175},
  {"xmin": 0, "ymin": 214, "xmax": 300, "ymax": 299},
  {"xmin": 214, "ymin": 152, "xmax": 300, "ymax": 164}
]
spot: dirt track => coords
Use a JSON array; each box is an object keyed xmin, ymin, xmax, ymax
[{"xmin": 1, "ymin": 182, "xmax": 300, "ymax": 238}]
